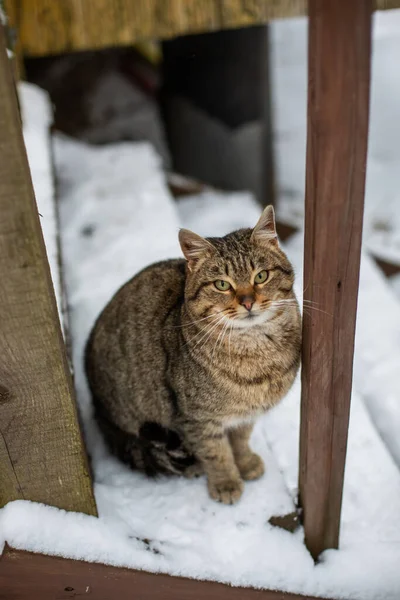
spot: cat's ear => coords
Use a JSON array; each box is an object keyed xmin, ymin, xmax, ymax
[
  {"xmin": 179, "ymin": 229, "xmax": 214, "ymax": 271},
  {"xmin": 251, "ymin": 205, "xmax": 278, "ymax": 246}
]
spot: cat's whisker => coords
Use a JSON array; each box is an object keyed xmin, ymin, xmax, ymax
[
  {"xmin": 187, "ymin": 317, "xmax": 225, "ymax": 348},
  {"xmin": 182, "ymin": 314, "xmax": 225, "ymax": 348},
  {"xmin": 189, "ymin": 315, "xmax": 226, "ymax": 352},
  {"xmin": 194, "ymin": 321, "xmax": 226, "ymax": 355},
  {"xmin": 171, "ymin": 309, "xmax": 227, "ymax": 329},
  {"xmin": 271, "ymin": 298, "xmax": 332, "ymax": 318},
  {"xmin": 302, "ymin": 279, "xmax": 312, "ymax": 297},
  {"xmin": 270, "ymin": 299, "xmax": 298, "ymax": 306},
  {"xmin": 188, "ymin": 326, "xmax": 220, "ymax": 353},
  {"xmin": 217, "ymin": 320, "xmax": 231, "ymax": 356},
  {"xmin": 300, "ymin": 305, "xmax": 332, "ymax": 317},
  {"xmin": 296, "ymin": 296, "xmax": 328, "ymax": 307},
  {"xmin": 204, "ymin": 313, "xmax": 236, "ymax": 356},
  {"xmin": 183, "ymin": 315, "xmax": 222, "ymax": 342},
  {"xmin": 302, "ymin": 308, "xmax": 314, "ymax": 320},
  {"xmin": 299, "ymin": 299, "xmax": 324, "ymax": 308},
  {"xmin": 228, "ymin": 321, "xmax": 234, "ymax": 361},
  {"xmin": 268, "ymin": 300, "xmax": 298, "ymax": 309},
  {"xmin": 211, "ymin": 319, "xmax": 230, "ymax": 360}
]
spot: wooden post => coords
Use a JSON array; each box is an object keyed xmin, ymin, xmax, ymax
[
  {"xmin": 0, "ymin": 24, "xmax": 96, "ymax": 515},
  {"xmin": 299, "ymin": 0, "xmax": 372, "ymax": 560}
]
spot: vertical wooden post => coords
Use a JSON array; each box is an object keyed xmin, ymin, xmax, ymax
[
  {"xmin": 0, "ymin": 24, "xmax": 96, "ymax": 515},
  {"xmin": 299, "ymin": 0, "xmax": 372, "ymax": 560}
]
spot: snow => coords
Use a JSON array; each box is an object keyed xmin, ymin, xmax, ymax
[
  {"xmin": 176, "ymin": 190, "xmax": 262, "ymax": 237},
  {"xmin": 390, "ymin": 272, "xmax": 400, "ymax": 299},
  {"xmin": 2, "ymin": 10, "xmax": 400, "ymax": 598},
  {"xmin": 18, "ymin": 82, "xmax": 63, "ymax": 319},
  {"xmin": 354, "ymin": 256, "xmax": 400, "ymax": 468}
]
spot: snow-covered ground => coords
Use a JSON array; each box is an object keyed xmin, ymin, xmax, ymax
[{"xmin": 2, "ymin": 9, "xmax": 400, "ymax": 599}]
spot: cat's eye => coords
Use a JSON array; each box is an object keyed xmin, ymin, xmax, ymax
[
  {"xmin": 255, "ymin": 270, "xmax": 269, "ymax": 284},
  {"xmin": 214, "ymin": 280, "xmax": 231, "ymax": 292}
]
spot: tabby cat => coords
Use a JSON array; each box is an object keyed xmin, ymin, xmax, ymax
[{"xmin": 85, "ymin": 206, "xmax": 301, "ymax": 504}]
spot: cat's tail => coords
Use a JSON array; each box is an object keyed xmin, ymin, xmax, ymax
[{"xmin": 94, "ymin": 399, "xmax": 200, "ymax": 478}]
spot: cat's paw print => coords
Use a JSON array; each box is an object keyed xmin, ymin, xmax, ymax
[
  {"xmin": 237, "ymin": 452, "xmax": 265, "ymax": 481},
  {"xmin": 208, "ymin": 476, "xmax": 243, "ymax": 504}
]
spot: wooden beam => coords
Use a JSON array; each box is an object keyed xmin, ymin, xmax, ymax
[
  {"xmin": 4, "ymin": 0, "xmax": 398, "ymax": 58},
  {"xmin": 299, "ymin": 0, "xmax": 372, "ymax": 560},
  {"xmin": 0, "ymin": 24, "xmax": 96, "ymax": 515},
  {"xmin": 0, "ymin": 546, "xmax": 326, "ymax": 600}
]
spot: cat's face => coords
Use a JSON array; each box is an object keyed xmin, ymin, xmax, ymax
[{"xmin": 179, "ymin": 206, "xmax": 295, "ymax": 330}]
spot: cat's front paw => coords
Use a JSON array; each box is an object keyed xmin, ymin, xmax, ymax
[
  {"xmin": 208, "ymin": 476, "xmax": 244, "ymax": 505},
  {"xmin": 237, "ymin": 452, "xmax": 265, "ymax": 481}
]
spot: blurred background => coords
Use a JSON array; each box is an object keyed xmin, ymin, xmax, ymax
[{"xmin": 5, "ymin": 1, "xmax": 400, "ymax": 278}]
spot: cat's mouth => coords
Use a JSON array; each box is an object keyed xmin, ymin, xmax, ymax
[
  {"xmin": 230, "ymin": 310, "xmax": 269, "ymax": 329},
  {"xmin": 244, "ymin": 312, "xmax": 256, "ymax": 320},
  {"xmin": 240, "ymin": 308, "xmax": 264, "ymax": 319}
]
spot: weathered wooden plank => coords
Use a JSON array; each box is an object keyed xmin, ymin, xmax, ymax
[
  {"xmin": 4, "ymin": 0, "xmax": 397, "ymax": 58},
  {"xmin": 0, "ymin": 24, "xmax": 96, "ymax": 515},
  {"xmin": 0, "ymin": 546, "xmax": 327, "ymax": 600},
  {"xmin": 299, "ymin": 0, "xmax": 372, "ymax": 560},
  {"xmin": 218, "ymin": 0, "xmax": 266, "ymax": 29}
]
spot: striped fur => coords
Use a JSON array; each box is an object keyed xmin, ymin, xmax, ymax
[{"xmin": 85, "ymin": 206, "xmax": 301, "ymax": 504}]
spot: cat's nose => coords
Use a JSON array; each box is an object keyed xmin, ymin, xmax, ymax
[{"xmin": 241, "ymin": 298, "xmax": 254, "ymax": 312}]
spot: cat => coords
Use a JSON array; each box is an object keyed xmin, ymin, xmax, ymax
[{"xmin": 85, "ymin": 205, "xmax": 301, "ymax": 504}]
